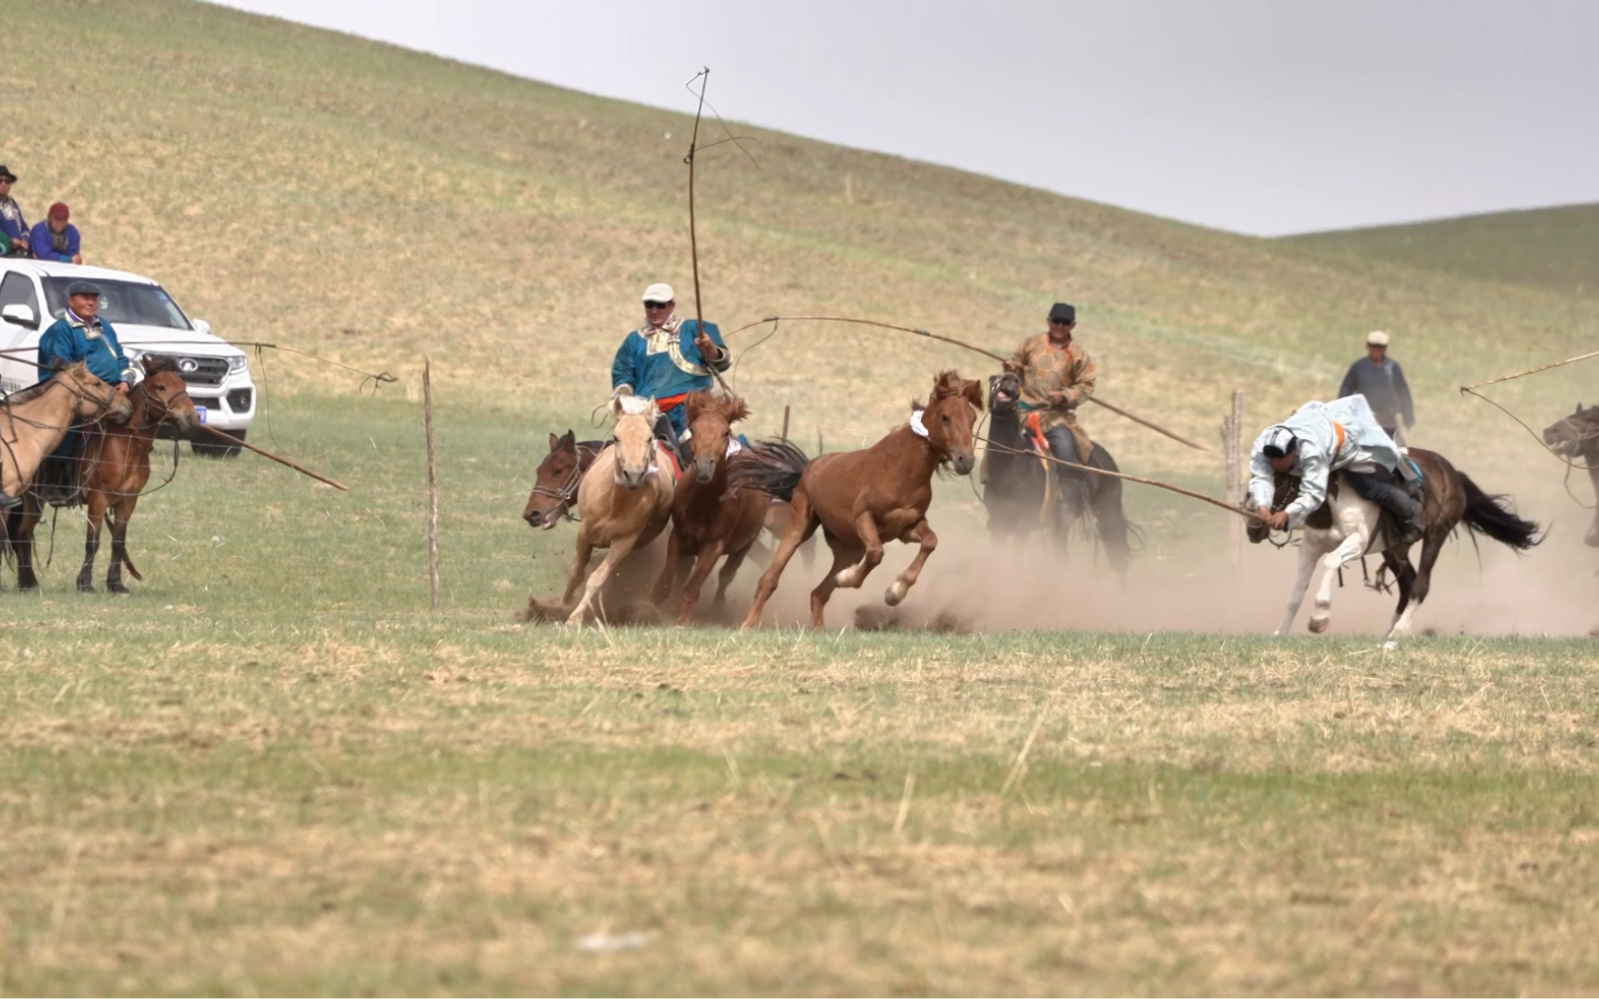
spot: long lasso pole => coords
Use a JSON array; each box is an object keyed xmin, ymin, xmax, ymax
[
  {"xmin": 728, "ymin": 314, "xmax": 1209, "ymax": 451},
  {"xmin": 684, "ymin": 67, "xmax": 733, "ymax": 397},
  {"xmin": 977, "ymin": 432, "xmax": 1262, "ymax": 521}
]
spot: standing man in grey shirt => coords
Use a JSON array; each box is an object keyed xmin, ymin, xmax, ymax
[{"xmin": 1337, "ymin": 330, "xmax": 1415, "ymax": 442}]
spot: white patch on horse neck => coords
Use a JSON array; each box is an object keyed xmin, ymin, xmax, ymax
[
  {"xmin": 725, "ymin": 437, "xmax": 743, "ymax": 457},
  {"xmin": 909, "ymin": 409, "xmax": 929, "ymax": 439}
]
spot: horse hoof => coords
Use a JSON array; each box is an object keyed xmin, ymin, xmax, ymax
[
  {"xmin": 1382, "ymin": 640, "xmax": 1399, "ymax": 652},
  {"xmin": 1308, "ymin": 614, "xmax": 1330, "ymax": 634},
  {"xmin": 77, "ymin": 584, "xmax": 95, "ymax": 594},
  {"xmin": 884, "ymin": 583, "xmax": 907, "ymax": 607},
  {"xmin": 109, "ymin": 584, "xmax": 130, "ymax": 596}
]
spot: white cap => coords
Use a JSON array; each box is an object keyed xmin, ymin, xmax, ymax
[
  {"xmin": 642, "ymin": 283, "xmax": 675, "ymax": 304},
  {"xmin": 1366, "ymin": 330, "xmax": 1390, "ymax": 347},
  {"xmin": 1262, "ymin": 427, "xmax": 1297, "ymax": 457}
]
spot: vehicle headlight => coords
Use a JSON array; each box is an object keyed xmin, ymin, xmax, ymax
[{"xmin": 227, "ymin": 355, "xmax": 249, "ymax": 373}]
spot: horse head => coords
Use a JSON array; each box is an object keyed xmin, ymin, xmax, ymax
[
  {"xmin": 988, "ymin": 371, "xmax": 1021, "ymax": 413},
  {"xmin": 684, "ymin": 390, "xmax": 749, "ymax": 485},
  {"xmin": 923, "ymin": 369, "xmax": 982, "ymax": 476},
  {"xmin": 1543, "ymin": 403, "xmax": 1599, "ymax": 459},
  {"xmin": 56, "ymin": 359, "xmax": 133, "ymax": 425},
  {"xmin": 135, "ymin": 355, "xmax": 200, "ymax": 434},
  {"xmin": 524, "ymin": 430, "xmax": 581, "ymax": 529},
  {"xmin": 610, "ymin": 390, "xmax": 660, "ymax": 490}
]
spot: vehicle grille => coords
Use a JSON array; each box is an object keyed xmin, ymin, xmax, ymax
[{"xmin": 173, "ymin": 356, "xmax": 230, "ymax": 387}]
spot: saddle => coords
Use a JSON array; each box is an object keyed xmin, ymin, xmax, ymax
[{"xmin": 32, "ymin": 426, "xmax": 100, "ymax": 508}]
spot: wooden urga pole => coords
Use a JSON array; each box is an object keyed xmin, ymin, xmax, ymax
[{"xmin": 194, "ymin": 424, "xmax": 349, "ymax": 491}]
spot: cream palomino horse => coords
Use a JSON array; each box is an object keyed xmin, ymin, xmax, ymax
[
  {"xmin": 560, "ymin": 391, "xmax": 676, "ymax": 624},
  {"xmin": 1260, "ymin": 448, "xmax": 1538, "ymax": 649},
  {"xmin": 1, "ymin": 360, "xmax": 134, "ymax": 503}
]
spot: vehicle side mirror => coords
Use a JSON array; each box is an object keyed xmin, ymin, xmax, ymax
[
  {"xmin": 192, "ymin": 318, "xmax": 212, "ymax": 336},
  {"xmin": 1, "ymin": 303, "xmax": 38, "ymax": 330}
]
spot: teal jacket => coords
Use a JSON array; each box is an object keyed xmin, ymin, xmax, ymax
[
  {"xmin": 38, "ymin": 311, "xmax": 131, "ymax": 387},
  {"xmin": 609, "ymin": 319, "xmax": 729, "ymax": 434}
]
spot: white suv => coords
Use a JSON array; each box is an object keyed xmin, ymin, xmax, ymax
[{"xmin": 0, "ymin": 260, "xmax": 255, "ymax": 456}]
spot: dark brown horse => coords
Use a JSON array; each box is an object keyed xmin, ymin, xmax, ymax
[
  {"xmin": 522, "ymin": 430, "xmax": 605, "ymax": 530},
  {"xmin": 1542, "ymin": 404, "xmax": 1599, "ymax": 548},
  {"xmin": 731, "ymin": 370, "xmax": 983, "ymax": 628},
  {"xmin": 8, "ymin": 356, "xmax": 199, "ymax": 593},
  {"xmin": 650, "ymin": 391, "xmax": 769, "ymax": 623},
  {"xmin": 1254, "ymin": 447, "xmax": 1539, "ymax": 647}
]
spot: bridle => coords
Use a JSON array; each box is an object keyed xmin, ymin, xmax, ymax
[{"xmin": 528, "ymin": 443, "xmax": 598, "ymax": 522}]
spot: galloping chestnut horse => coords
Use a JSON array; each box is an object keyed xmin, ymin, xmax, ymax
[
  {"xmin": 651, "ymin": 390, "xmax": 769, "ymax": 623},
  {"xmin": 1255, "ymin": 447, "xmax": 1539, "ymax": 648},
  {"xmin": 522, "ymin": 430, "xmax": 605, "ymax": 530},
  {"xmin": 1542, "ymin": 404, "xmax": 1599, "ymax": 548},
  {"xmin": 731, "ymin": 370, "xmax": 983, "ymax": 628},
  {"xmin": 8, "ymin": 356, "xmax": 198, "ymax": 593}
]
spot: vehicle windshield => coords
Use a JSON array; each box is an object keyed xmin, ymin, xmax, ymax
[{"xmin": 41, "ymin": 277, "xmax": 193, "ymax": 331}]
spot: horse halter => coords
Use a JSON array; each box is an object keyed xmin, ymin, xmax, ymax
[
  {"xmin": 528, "ymin": 444, "xmax": 595, "ymax": 521},
  {"xmin": 138, "ymin": 376, "xmax": 194, "ymax": 427}
]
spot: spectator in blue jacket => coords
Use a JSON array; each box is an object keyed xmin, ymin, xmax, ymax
[
  {"xmin": 0, "ymin": 165, "xmax": 28, "ymax": 256},
  {"xmin": 30, "ymin": 201, "xmax": 82, "ymax": 264}
]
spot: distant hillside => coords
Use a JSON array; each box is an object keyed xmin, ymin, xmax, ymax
[
  {"xmin": 9, "ymin": 0, "xmax": 1598, "ymax": 477},
  {"xmin": 1287, "ymin": 204, "xmax": 1599, "ymax": 299}
]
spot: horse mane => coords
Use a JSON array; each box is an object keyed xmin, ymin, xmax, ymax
[
  {"xmin": 614, "ymin": 393, "xmax": 655, "ymax": 419},
  {"xmin": 920, "ymin": 369, "xmax": 983, "ymax": 411},
  {"xmin": 686, "ymin": 389, "xmax": 749, "ymax": 426},
  {"xmin": 0, "ymin": 359, "xmax": 88, "ymax": 407}
]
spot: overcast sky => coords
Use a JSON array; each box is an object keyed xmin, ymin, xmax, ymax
[{"xmin": 209, "ymin": 0, "xmax": 1599, "ymax": 236}]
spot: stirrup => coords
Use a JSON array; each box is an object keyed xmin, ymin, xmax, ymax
[{"xmin": 0, "ymin": 492, "xmax": 19, "ymax": 510}]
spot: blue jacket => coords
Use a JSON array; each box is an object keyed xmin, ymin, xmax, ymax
[
  {"xmin": 30, "ymin": 221, "xmax": 80, "ymax": 262},
  {"xmin": 38, "ymin": 311, "xmax": 131, "ymax": 387},
  {"xmin": 610, "ymin": 319, "xmax": 729, "ymax": 434}
]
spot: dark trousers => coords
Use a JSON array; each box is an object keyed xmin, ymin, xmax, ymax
[
  {"xmin": 1043, "ymin": 426, "xmax": 1087, "ymax": 511},
  {"xmin": 1344, "ymin": 468, "xmax": 1419, "ymax": 521}
]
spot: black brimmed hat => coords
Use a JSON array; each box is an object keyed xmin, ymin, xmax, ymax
[
  {"xmin": 1048, "ymin": 302, "xmax": 1076, "ymax": 323},
  {"xmin": 66, "ymin": 280, "xmax": 101, "ymax": 298},
  {"xmin": 0, "ymin": 165, "xmax": 15, "ymax": 183}
]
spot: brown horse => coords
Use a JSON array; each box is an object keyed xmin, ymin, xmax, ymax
[
  {"xmin": 1542, "ymin": 403, "xmax": 1599, "ymax": 547},
  {"xmin": 9, "ymin": 357, "xmax": 199, "ymax": 593},
  {"xmin": 522, "ymin": 430, "xmax": 606, "ymax": 530},
  {"xmin": 651, "ymin": 390, "xmax": 769, "ymax": 624},
  {"xmin": 732, "ymin": 370, "xmax": 983, "ymax": 628},
  {"xmin": 559, "ymin": 391, "xmax": 677, "ymax": 624}
]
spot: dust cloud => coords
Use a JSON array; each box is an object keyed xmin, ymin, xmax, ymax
[{"xmin": 523, "ymin": 480, "xmax": 1598, "ymax": 639}]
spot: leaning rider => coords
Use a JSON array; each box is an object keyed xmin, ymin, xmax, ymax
[
  {"xmin": 1247, "ymin": 394, "xmax": 1423, "ymax": 546},
  {"xmin": 26, "ymin": 280, "xmax": 132, "ymax": 506},
  {"xmin": 1002, "ymin": 301, "xmax": 1097, "ymax": 505},
  {"xmin": 609, "ymin": 282, "xmax": 730, "ymax": 461}
]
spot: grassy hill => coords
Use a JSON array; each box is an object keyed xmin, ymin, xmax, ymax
[
  {"xmin": 1287, "ymin": 203, "xmax": 1599, "ymax": 300},
  {"xmin": 8, "ymin": 0, "xmax": 1598, "ymax": 483}
]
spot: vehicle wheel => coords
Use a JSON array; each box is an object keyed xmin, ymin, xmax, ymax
[{"xmin": 192, "ymin": 429, "xmax": 246, "ymax": 458}]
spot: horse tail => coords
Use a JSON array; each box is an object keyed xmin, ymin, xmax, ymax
[
  {"xmin": 1459, "ymin": 473, "xmax": 1540, "ymax": 551},
  {"xmin": 728, "ymin": 439, "xmax": 809, "ymax": 502},
  {"xmin": 1088, "ymin": 445, "xmax": 1141, "ymax": 573}
]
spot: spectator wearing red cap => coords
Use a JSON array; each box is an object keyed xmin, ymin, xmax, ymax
[{"xmin": 29, "ymin": 201, "xmax": 82, "ymax": 263}]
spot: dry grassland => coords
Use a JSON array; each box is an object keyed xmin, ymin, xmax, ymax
[{"xmin": 3, "ymin": 2, "xmax": 1599, "ymax": 994}]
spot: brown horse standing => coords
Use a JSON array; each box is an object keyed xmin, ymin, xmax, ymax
[
  {"xmin": 9, "ymin": 356, "xmax": 199, "ymax": 593},
  {"xmin": 732, "ymin": 370, "xmax": 983, "ymax": 628},
  {"xmin": 1542, "ymin": 403, "xmax": 1599, "ymax": 548},
  {"xmin": 651, "ymin": 391, "xmax": 769, "ymax": 624},
  {"xmin": 522, "ymin": 430, "xmax": 605, "ymax": 530}
]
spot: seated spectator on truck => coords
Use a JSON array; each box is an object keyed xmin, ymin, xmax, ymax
[
  {"xmin": 0, "ymin": 165, "xmax": 28, "ymax": 256},
  {"xmin": 30, "ymin": 202, "xmax": 81, "ymax": 263}
]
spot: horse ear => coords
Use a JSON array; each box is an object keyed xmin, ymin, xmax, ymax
[
  {"xmin": 962, "ymin": 377, "xmax": 983, "ymax": 410},
  {"xmin": 549, "ymin": 432, "xmax": 560, "ymax": 451},
  {"xmin": 724, "ymin": 395, "xmax": 750, "ymax": 424}
]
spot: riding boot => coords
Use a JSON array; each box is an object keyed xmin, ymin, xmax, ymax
[{"xmin": 1380, "ymin": 487, "xmax": 1424, "ymax": 547}]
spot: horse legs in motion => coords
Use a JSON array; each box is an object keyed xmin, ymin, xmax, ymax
[{"xmin": 1273, "ymin": 449, "xmax": 1539, "ymax": 647}]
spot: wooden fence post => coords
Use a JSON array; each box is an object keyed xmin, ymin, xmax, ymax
[
  {"xmin": 1221, "ymin": 390, "xmax": 1244, "ymax": 569},
  {"xmin": 424, "ymin": 357, "xmax": 440, "ymax": 608}
]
